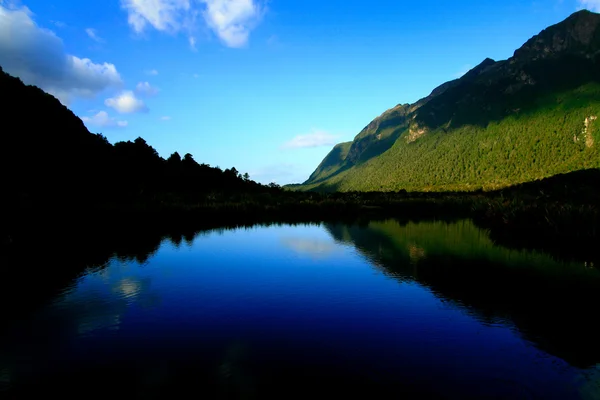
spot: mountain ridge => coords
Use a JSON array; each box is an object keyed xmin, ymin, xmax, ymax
[{"xmin": 299, "ymin": 10, "xmax": 600, "ymax": 192}]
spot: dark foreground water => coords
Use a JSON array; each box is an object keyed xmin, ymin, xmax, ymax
[{"xmin": 1, "ymin": 219, "xmax": 600, "ymax": 399}]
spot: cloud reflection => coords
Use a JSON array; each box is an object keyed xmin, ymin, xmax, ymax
[
  {"xmin": 281, "ymin": 237, "xmax": 341, "ymax": 259},
  {"xmin": 112, "ymin": 277, "xmax": 144, "ymax": 300},
  {"xmin": 60, "ymin": 274, "xmax": 157, "ymax": 335}
]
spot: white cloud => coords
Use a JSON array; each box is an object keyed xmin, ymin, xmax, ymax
[
  {"xmin": 145, "ymin": 69, "xmax": 159, "ymax": 75},
  {"xmin": 135, "ymin": 81, "xmax": 159, "ymax": 96},
  {"xmin": 121, "ymin": 0, "xmax": 192, "ymax": 33},
  {"xmin": 193, "ymin": 73, "xmax": 200, "ymax": 78},
  {"xmin": 266, "ymin": 34, "xmax": 280, "ymax": 48},
  {"xmin": 160, "ymin": 115, "xmax": 171, "ymax": 120},
  {"xmin": 120, "ymin": 0, "xmax": 263, "ymax": 48},
  {"xmin": 85, "ymin": 28, "xmax": 105, "ymax": 43},
  {"xmin": 578, "ymin": 0, "xmax": 600, "ymax": 12},
  {"xmin": 201, "ymin": 0, "xmax": 263, "ymax": 48},
  {"xmin": 105, "ymin": 91, "xmax": 148, "ymax": 113},
  {"xmin": 82, "ymin": 111, "xmax": 128, "ymax": 128},
  {"xmin": 0, "ymin": 5, "xmax": 122, "ymax": 104},
  {"xmin": 281, "ymin": 129, "xmax": 341, "ymax": 149},
  {"xmin": 249, "ymin": 162, "xmax": 311, "ymax": 185},
  {"xmin": 249, "ymin": 163, "xmax": 297, "ymax": 184}
]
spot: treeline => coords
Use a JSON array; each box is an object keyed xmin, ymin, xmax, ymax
[
  {"xmin": 96, "ymin": 136, "xmax": 277, "ymax": 203},
  {"xmin": 0, "ymin": 66, "xmax": 279, "ymax": 211}
]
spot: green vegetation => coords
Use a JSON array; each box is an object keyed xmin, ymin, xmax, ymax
[
  {"xmin": 299, "ymin": 10, "xmax": 600, "ymax": 192},
  {"xmin": 325, "ymin": 218, "xmax": 600, "ymax": 368},
  {"xmin": 304, "ymin": 141, "xmax": 352, "ymax": 183},
  {"xmin": 305, "ymin": 84, "xmax": 600, "ymax": 191}
]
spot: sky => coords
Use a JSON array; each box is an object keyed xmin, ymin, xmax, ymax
[{"xmin": 1, "ymin": 0, "xmax": 599, "ymax": 184}]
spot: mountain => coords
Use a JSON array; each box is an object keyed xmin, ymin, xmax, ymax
[
  {"xmin": 0, "ymin": 66, "xmax": 267, "ymax": 211},
  {"xmin": 0, "ymin": 65, "xmax": 114, "ymax": 202},
  {"xmin": 305, "ymin": 141, "xmax": 353, "ymax": 183},
  {"xmin": 300, "ymin": 10, "xmax": 600, "ymax": 192}
]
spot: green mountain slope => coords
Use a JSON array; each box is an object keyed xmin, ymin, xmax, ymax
[
  {"xmin": 301, "ymin": 10, "xmax": 600, "ymax": 192},
  {"xmin": 305, "ymin": 141, "xmax": 352, "ymax": 184}
]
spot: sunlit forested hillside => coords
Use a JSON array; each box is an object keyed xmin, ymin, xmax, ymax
[{"xmin": 300, "ymin": 10, "xmax": 600, "ymax": 192}]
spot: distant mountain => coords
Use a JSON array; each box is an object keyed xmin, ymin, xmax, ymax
[{"xmin": 300, "ymin": 10, "xmax": 600, "ymax": 192}]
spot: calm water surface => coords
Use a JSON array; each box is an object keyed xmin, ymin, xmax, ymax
[{"xmin": 2, "ymin": 219, "xmax": 600, "ymax": 399}]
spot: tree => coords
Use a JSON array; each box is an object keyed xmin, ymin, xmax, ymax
[
  {"xmin": 167, "ymin": 152, "xmax": 182, "ymax": 164},
  {"xmin": 243, "ymin": 172, "xmax": 250, "ymax": 181},
  {"xmin": 182, "ymin": 153, "xmax": 199, "ymax": 168}
]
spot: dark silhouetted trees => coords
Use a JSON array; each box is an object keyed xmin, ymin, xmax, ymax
[{"xmin": 0, "ymin": 66, "xmax": 279, "ymax": 211}]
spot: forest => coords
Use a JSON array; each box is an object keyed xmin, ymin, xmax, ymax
[{"xmin": 303, "ymin": 83, "xmax": 600, "ymax": 192}]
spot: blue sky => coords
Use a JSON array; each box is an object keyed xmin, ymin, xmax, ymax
[{"xmin": 1, "ymin": 0, "xmax": 598, "ymax": 184}]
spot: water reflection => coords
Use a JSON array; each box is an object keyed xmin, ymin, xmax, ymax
[
  {"xmin": 0, "ymin": 256, "xmax": 161, "ymax": 394},
  {"xmin": 325, "ymin": 219, "xmax": 600, "ymax": 368},
  {"xmin": 1, "ymin": 218, "xmax": 599, "ymax": 399},
  {"xmin": 60, "ymin": 268, "xmax": 159, "ymax": 335},
  {"xmin": 280, "ymin": 236, "xmax": 342, "ymax": 259}
]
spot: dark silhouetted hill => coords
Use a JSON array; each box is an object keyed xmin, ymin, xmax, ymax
[{"xmin": 0, "ymin": 66, "xmax": 273, "ymax": 211}]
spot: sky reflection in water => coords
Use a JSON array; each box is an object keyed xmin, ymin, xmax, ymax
[{"xmin": 1, "ymin": 220, "xmax": 599, "ymax": 399}]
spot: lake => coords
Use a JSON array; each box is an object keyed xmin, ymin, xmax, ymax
[{"xmin": 1, "ymin": 219, "xmax": 600, "ymax": 399}]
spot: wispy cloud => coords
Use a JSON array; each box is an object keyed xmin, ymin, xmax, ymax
[
  {"xmin": 135, "ymin": 81, "xmax": 159, "ymax": 96},
  {"xmin": 160, "ymin": 116, "xmax": 171, "ymax": 121},
  {"xmin": 121, "ymin": 0, "xmax": 191, "ymax": 33},
  {"xmin": 578, "ymin": 0, "xmax": 600, "ymax": 12},
  {"xmin": 249, "ymin": 163, "xmax": 306, "ymax": 185},
  {"xmin": 145, "ymin": 69, "xmax": 159, "ymax": 76},
  {"xmin": 281, "ymin": 129, "xmax": 340, "ymax": 149},
  {"xmin": 82, "ymin": 111, "xmax": 128, "ymax": 128},
  {"xmin": 105, "ymin": 91, "xmax": 148, "ymax": 114},
  {"xmin": 189, "ymin": 35, "xmax": 197, "ymax": 50},
  {"xmin": 266, "ymin": 34, "xmax": 281, "ymax": 49},
  {"xmin": 120, "ymin": 0, "xmax": 265, "ymax": 48},
  {"xmin": 85, "ymin": 28, "xmax": 105, "ymax": 43},
  {"xmin": 267, "ymin": 34, "xmax": 278, "ymax": 45}
]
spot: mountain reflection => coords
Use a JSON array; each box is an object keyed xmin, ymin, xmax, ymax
[
  {"xmin": 2, "ymin": 217, "xmax": 600, "ymax": 400},
  {"xmin": 324, "ymin": 219, "xmax": 600, "ymax": 368}
]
